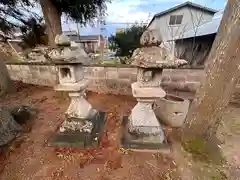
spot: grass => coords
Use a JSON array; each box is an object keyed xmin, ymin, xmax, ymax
[
  {"xmin": 183, "ymin": 137, "xmax": 225, "ymax": 165},
  {"xmin": 101, "ymin": 59, "xmax": 121, "ymax": 65}
]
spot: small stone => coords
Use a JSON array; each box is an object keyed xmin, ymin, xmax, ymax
[
  {"xmin": 0, "ymin": 108, "xmax": 22, "ymax": 146},
  {"xmin": 140, "ymin": 29, "xmax": 162, "ymax": 46},
  {"xmin": 49, "ymin": 34, "xmax": 91, "ymax": 64},
  {"xmin": 59, "ymin": 127, "xmax": 65, "ymax": 132},
  {"xmin": 55, "ymin": 34, "xmax": 71, "ymax": 46}
]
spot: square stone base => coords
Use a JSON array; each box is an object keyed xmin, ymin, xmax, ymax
[
  {"xmin": 121, "ymin": 116, "xmax": 170, "ymax": 152},
  {"xmin": 49, "ymin": 111, "xmax": 107, "ymax": 149}
]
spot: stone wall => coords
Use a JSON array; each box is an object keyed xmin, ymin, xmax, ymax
[
  {"xmin": 5, "ymin": 62, "xmax": 240, "ymax": 103},
  {"xmin": 6, "ymin": 63, "xmax": 204, "ymax": 96},
  {"xmin": 6, "ymin": 63, "xmax": 138, "ymax": 95},
  {"xmin": 161, "ymin": 69, "xmax": 204, "ymax": 92},
  {"xmin": 7, "ymin": 64, "xmax": 58, "ymax": 87},
  {"xmin": 83, "ymin": 66, "xmax": 137, "ymax": 95}
]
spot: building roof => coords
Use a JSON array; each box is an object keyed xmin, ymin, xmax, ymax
[
  {"xmin": 175, "ymin": 15, "xmax": 222, "ymax": 40},
  {"xmin": 63, "ymin": 31, "xmax": 78, "ymax": 36},
  {"xmin": 79, "ymin": 35, "xmax": 101, "ymax": 41},
  {"xmin": 148, "ymin": 1, "xmax": 218, "ymax": 28},
  {"xmin": 63, "ymin": 31, "xmax": 103, "ymax": 42}
]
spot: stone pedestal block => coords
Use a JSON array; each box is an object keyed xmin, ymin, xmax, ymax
[
  {"xmin": 66, "ymin": 92, "xmax": 95, "ymax": 119},
  {"xmin": 129, "ymin": 100, "xmax": 165, "ymax": 143},
  {"xmin": 122, "ymin": 81, "xmax": 167, "ymax": 150},
  {"xmin": 129, "ymin": 101, "xmax": 162, "ymax": 134},
  {"xmin": 50, "ymin": 111, "xmax": 107, "ymax": 148}
]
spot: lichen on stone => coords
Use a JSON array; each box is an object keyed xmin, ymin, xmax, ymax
[{"xmin": 131, "ymin": 29, "xmax": 187, "ymax": 68}]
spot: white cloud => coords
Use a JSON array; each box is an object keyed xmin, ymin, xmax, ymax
[
  {"xmin": 106, "ymin": 0, "xmax": 149, "ymax": 23},
  {"xmin": 55, "ymin": 0, "xmax": 226, "ymax": 35},
  {"xmin": 105, "ymin": 0, "xmax": 203, "ymax": 24},
  {"xmin": 105, "ymin": 0, "xmax": 216, "ymax": 23}
]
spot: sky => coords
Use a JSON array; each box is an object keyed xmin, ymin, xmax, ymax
[{"xmin": 31, "ymin": 0, "xmax": 227, "ymax": 37}]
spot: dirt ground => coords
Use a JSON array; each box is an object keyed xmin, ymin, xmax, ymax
[{"xmin": 0, "ymin": 82, "xmax": 239, "ymax": 180}]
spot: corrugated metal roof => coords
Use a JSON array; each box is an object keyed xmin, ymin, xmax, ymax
[{"xmin": 175, "ymin": 14, "xmax": 222, "ymax": 40}]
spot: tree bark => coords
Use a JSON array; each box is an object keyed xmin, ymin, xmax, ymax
[
  {"xmin": 0, "ymin": 59, "xmax": 15, "ymax": 93},
  {"xmin": 39, "ymin": 0, "xmax": 62, "ymax": 48},
  {"xmin": 182, "ymin": 0, "xmax": 240, "ymax": 141}
]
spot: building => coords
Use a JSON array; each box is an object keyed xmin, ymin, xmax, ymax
[
  {"xmin": 174, "ymin": 12, "xmax": 222, "ymax": 66},
  {"xmin": 75, "ymin": 35, "xmax": 106, "ymax": 53},
  {"xmin": 147, "ymin": 1, "xmax": 217, "ymax": 52},
  {"xmin": 63, "ymin": 31, "xmax": 107, "ymax": 53},
  {"xmin": 63, "ymin": 31, "xmax": 80, "ymax": 41}
]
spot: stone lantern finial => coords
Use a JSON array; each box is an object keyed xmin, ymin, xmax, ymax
[{"xmin": 55, "ymin": 34, "xmax": 71, "ymax": 46}]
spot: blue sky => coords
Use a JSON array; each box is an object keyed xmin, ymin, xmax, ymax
[{"xmin": 34, "ymin": 0, "xmax": 227, "ymax": 37}]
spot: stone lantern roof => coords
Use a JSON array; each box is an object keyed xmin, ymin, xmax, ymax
[
  {"xmin": 131, "ymin": 29, "xmax": 187, "ymax": 68},
  {"xmin": 48, "ymin": 34, "xmax": 91, "ymax": 65}
]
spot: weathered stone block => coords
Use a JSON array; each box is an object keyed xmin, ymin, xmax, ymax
[
  {"xmin": 131, "ymin": 82, "xmax": 166, "ymax": 98},
  {"xmin": 230, "ymin": 86, "xmax": 240, "ymax": 104},
  {"xmin": 118, "ymin": 72, "xmax": 132, "ymax": 80},
  {"xmin": 84, "ymin": 67, "xmax": 95, "ymax": 79},
  {"xmin": 31, "ymin": 70, "xmax": 40, "ymax": 79},
  {"xmin": 170, "ymin": 75, "xmax": 186, "ymax": 82},
  {"xmin": 48, "ymin": 66, "xmax": 58, "ymax": 74},
  {"xmin": 20, "ymin": 66, "xmax": 31, "ymax": 77},
  {"xmin": 186, "ymin": 74, "xmax": 204, "ymax": 82},
  {"xmin": 93, "ymin": 67, "xmax": 106, "ymax": 78},
  {"xmin": 94, "ymin": 79, "xmax": 108, "ymax": 93},
  {"xmin": 118, "ymin": 68, "xmax": 136, "ymax": 80},
  {"xmin": 130, "ymin": 74, "xmax": 137, "ymax": 82},
  {"xmin": 105, "ymin": 67, "xmax": 118, "ymax": 79},
  {"xmin": 106, "ymin": 79, "xmax": 118, "ymax": 91},
  {"xmin": 183, "ymin": 82, "xmax": 201, "ymax": 92},
  {"xmin": 161, "ymin": 75, "xmax": 171, "ymax": 83},
  {"xmin": 29, "ymin": 66, "xmax": 39, "ymax": 71},
  {"xmin": 10, "ymin": 65, "xmax": 20, "ymax": 71},
  {"xmin": 39, "ymin": 66, "xmax": 49, "ymax": 73},
  {"xmin": 6, "ymin": 65, "xmax": 11, "ymax": 71},
  {"xmin": 161, "ymin": 81, "xmax": 185, "ymax": 91}
]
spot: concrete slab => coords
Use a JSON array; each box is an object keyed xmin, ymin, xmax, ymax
[{"xmin": 49, "ymin": 111, "xmax": 107, "ymax": 149}]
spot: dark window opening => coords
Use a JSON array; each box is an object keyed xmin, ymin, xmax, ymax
[
  {"xmin": 60, "ymin": 68, "xmax": 71, "ymax": 78},
  {"xmin": 169, "ymin": 15, "xmax": 183, "ymax": 25}
]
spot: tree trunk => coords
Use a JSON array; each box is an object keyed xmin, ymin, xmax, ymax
[
  {"xmin": 182, "ymin": 0, "xmax": 240, "ymax": 142},
  {"xmin": 0, "ymin": 59, "xmax": 15, "ymax": 93},
  {"xmin": 39, "ymin": 0, "xmax": 62, "ymax": 48}
]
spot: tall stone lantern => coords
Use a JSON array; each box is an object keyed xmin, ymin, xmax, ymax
[
  {"xmin": 50, "ymin": 34, "xmax": 107, "ymax": 148},
  {"xmin": 122, "ymin": 30, "xmax": 187, "ymax": 150}
]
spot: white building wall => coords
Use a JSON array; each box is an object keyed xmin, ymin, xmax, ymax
[{"xmin": 148, "ymin": 6, "xmax": 214, "ymax": 52}]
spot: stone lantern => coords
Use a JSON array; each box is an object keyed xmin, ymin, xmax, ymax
[
  {"xmin": 122, "ymin": 29, "xmax": 187, "ymax": 150},
  {"xmin": 50, "ymin": 34, "xmax": 106, "ymax": 148}
]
